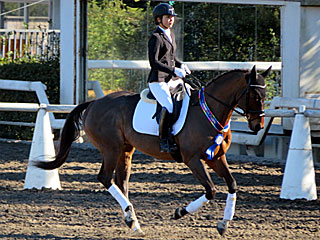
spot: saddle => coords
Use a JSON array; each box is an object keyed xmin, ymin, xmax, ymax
[
  {"xmin": 141, "ymin": 83, "xmax": 187, "ymax": 126},
  {"xmin": 137, "ymin": 83, "xmax": 190, "ymax": 163}
]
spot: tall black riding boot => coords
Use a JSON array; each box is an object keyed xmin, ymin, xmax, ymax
[
  {"xmin": 159, "ymin": 107, "xmax": 170, "ymax": 153},
  {"xmin": 167, "ymin": 126, "xmax": 178, "ymax": 152}
]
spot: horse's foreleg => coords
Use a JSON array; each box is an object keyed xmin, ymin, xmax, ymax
[
  {"xmin": 174, "ymin": 157, "xmax": 215, "ymax": 220},
  {"xmin": 213, "ymin": 154, "xmax": 237, "ymax": 236},
  {"xmin": 98, "ymin": 150, "xmax": 143, "ymax": 235}
]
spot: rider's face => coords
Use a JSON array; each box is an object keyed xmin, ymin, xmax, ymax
[{"xmin": 160, "ymin": 15, "xmax": 175, "ymax": 29}]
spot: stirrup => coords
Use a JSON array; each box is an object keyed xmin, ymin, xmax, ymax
[
  {"xmin": 160, "ymin": 139, "xmax": 170, "ymax": 153},
  {"xmin": 160, "ymin": 139, "xmax": 178, "ymax": 153},
  {"xmin": 169, "ymin": 142, "xmax": 178, "ymax": 152},
  {"xmin": 168, "ymin": 132, "xmax": 178, "ymax": 152}
]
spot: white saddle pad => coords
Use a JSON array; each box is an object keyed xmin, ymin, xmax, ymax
[{"xmin": 132, "ymin": 90, "xmax": 190, "ymax": 136}]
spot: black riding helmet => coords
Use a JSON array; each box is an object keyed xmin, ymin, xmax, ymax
[{"xmin": 153, "ymin": 3, "xmax": 177, "ymax": 25}]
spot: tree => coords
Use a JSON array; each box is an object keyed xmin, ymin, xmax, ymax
[
  {"xmin": 182, "ymin": 3, "xmax": 280, "ymax": 100},
  {"xmin": 88, "ymin": 1, "xmax": 281, "ymax": 100},
  {"xmin": 88, "ymin": 0, "xmax": 151, "ymax": 92}
]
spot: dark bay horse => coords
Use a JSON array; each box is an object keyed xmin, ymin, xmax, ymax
[{"xmin": 36, "ymin": 66, "xmax": 270, "ymax": 236}]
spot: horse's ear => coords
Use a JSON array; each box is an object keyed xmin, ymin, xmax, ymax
[
  {"xmin": 250, "ymin": 65, "xmax": 257, "ymax": 80},
  {"xmin": 261, "ymin": 66, "xmax": 272, "ymax": 78}
]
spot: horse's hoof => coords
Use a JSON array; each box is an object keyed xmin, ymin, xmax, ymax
[
  {"xmin": 124, "ymin": 206, "xmax": 136, "ymax": 229},
  {"xmin": 174, "ymin": 207, "xmax": 188, "ymax": 220},
  {"xmin": 130, "ymin": 227, "xmax": 145, "ymax": 237},
  {"xmin": 125, "ymin": 218, "xmax": 134, "ymax": 229},
  {"xmin": 217, "ymin": 220, "xmax": 229, "ymax": 236}
]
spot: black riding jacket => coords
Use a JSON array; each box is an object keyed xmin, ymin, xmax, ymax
[{"xmin": 147, "ymin": 27, "xmax": 182, "ymax": 83}]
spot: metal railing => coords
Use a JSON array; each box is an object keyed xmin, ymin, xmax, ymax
[{"xmin": 0, "ymin": 29, "xmax": 60, "ymax": 59}]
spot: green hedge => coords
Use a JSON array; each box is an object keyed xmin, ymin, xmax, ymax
[{"xmin": 0, "ymin": 57, "xmax": 60, "ymax": 140}]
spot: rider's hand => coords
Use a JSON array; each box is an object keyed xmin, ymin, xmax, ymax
[
  {"xmin": 174, "ymin": 67, "xmax": 186, "ymax": 78},
  {"xmin": 181, "ymin": 63, "xmax": 191, "ymax": 75}
]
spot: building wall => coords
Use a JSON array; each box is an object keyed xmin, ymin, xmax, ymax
[
  {"xmin": 300, "ymin": 7, "xmax": 320, "ymax": 99},
  {"xmin": 4, "ymin": 16, "xmax": 48, "ymax": 29}
]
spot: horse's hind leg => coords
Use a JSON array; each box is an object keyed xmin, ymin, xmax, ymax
[
  {"xmin": 114, "ymin": 144, "xmax": 135, "ymax": 197},
  {"xmin": 97, "ymin": 147, "xmax": 143, "ymax": 234},
  {"xmin": 212, "ymin": 154, "xmax": 237, "ymax": 236}
]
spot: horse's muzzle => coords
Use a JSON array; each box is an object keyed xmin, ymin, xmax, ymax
[
  {"xmin": 254, "ymin": 123, "xmax": 263, "ymax": 133},
  {"xmin": 248, "ymin": 116, "xmax": 264, "ymax": 133}
]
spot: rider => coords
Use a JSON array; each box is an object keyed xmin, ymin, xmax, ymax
[{"xmin": 148, "ymin": 2, "xmax": 191, "ymax": 153}]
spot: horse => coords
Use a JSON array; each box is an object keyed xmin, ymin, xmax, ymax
[{"xmin": 35, "ymin": 65, "xmax": 270, "ymax": 236}]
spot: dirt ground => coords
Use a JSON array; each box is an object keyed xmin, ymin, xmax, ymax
[{"xmin": 0, "ymin": 141, "xmax": 319, "ymax": 240}]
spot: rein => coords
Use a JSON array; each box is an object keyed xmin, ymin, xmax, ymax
[
  {"xmin": 188, "ymin": 73, "xmax": 266, "ymax": 119},
  {"xmin": 202, "ymin": 88, "xmax": 247, "ymax": 117}
]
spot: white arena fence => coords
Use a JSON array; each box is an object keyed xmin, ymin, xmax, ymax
[
  {"xmin": 1, "ymin": 101, "xmax": 317, "ymax": 200},
  {"xmin": 0, "ymin": 103, "xmax": 75, "ymax": 114},
  {"xmin": 87, "ymin": 60, "xmax": 282, "ymax": 71},
  {"xmin": 87, "ymin": 60, "xmax": 281, "ymax": 131},
  {"xmin": 0, "ymin": 79, "xmax": 103, "ymax": 129},
  {"xmin": 1, "ymin": 58, "xmax": 281, "ymax": 132},
  {"xmin": 0, "ymin": 79, "xmax": 65, "ymax": 129},
  {"xmin": 2, "ymin": 77, "xmax": 320, "ymax": 147},
  {"xmin": 1, "ymin": 57, "xmax": 320, "ymax": 150},
  {"xmin": 1, "ymin": 102, "xmax": 320, "ymax": 119},
  {"xmin": 1, "ymin": 99, "xmax": 320, "ymax": 148},
  {"xmin": 0, "ymin": 101, "xmax": 319, "ymax": 143}
]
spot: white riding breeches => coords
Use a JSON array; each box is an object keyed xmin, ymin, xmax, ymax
[{"xmin": 148, "ymin": 79, "xmax": 184, "ymax": 114}]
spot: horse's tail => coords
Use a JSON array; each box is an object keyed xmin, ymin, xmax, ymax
[{"xmin": 35, "ymin": 101, "xmax": 94, "ymax": 170}]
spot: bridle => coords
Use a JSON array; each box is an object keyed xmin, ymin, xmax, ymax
[{"xmin": 188, "ymin": 73, "xmax": 266, "ymax": 121}]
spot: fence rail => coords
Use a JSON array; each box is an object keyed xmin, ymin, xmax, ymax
[
  {"xmin": 88, "ymin": 60, "xmax": 282, "ymax": 71},
  {"xmin": 0, "ymin": 103, "xmax": 75, "ymax": 113},
  {"xmin": 1, "ymin": 102, "xmax": 320, "ymax": 120}
]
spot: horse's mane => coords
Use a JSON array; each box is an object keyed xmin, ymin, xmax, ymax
[
  {"xmin": 189, "ymin": 69, "xmax": 250, "ymax": 104},
  {"xmin": 206, "ymin": 69, "xmax": 249, "ymax": 86}
]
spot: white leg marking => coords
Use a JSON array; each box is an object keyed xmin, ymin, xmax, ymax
[
  {"xmin": 108, "ymin": 184, "xmax": 142, "ymax": 233},
  {"xmin": 186, "ymin": 194, "xmax": 209, "ymax": 214},
  {"xmin": 108, "ymin": 184, "xmax": 132, "ymax": 211},
  {"xmin": 223, "ymin": 193, "xmax": 236, "ymax": 220}
]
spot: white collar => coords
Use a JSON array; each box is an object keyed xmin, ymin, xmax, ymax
[
  {"xmin": 158, "ymin": 26, "xmax": 172, "ymax": 43},
  {"xmin": 159, "ymin": 26, "xmax": 171, "ymax": 37}
]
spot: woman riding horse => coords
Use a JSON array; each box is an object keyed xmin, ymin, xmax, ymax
[
  {"xmin": 35, "ymin": 64, "xmax": 270, "ymax": 236},
  {"xmin": 148, "ymin": 3, "xmax": 191, "ymax": 153}
]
